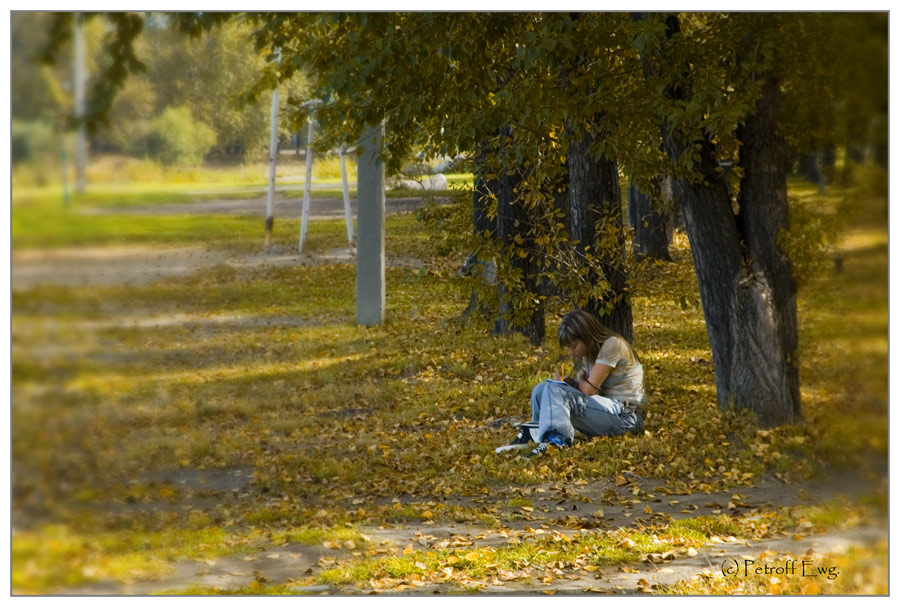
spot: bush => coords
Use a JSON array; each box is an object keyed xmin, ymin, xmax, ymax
[
  {"xmin": 143, "ymin": 106, "xmax": 216, "ymax": 166},
  {"xmin": 12, "ymin": 120, "xmax": 63, "ymax": 187},
  {"xmin": 12, "ymin": 120, "xmax": 59, "ymax": 166}
]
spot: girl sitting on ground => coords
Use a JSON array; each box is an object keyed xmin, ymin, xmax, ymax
[{"xmin": 510, "ymin": 309, "xmax": 645, "ymax": 456}]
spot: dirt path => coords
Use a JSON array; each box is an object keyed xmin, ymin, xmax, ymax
[
  {"xmin": 12, "ymin": 193, "xmax": 446, "ymax": 291},
  {"xmin": 11, "ymin": 245, "xmax": 234, "ymax": 290},
  {"xmin": 79, "ymin": 193, "xmax": 449, "ymax": 219},
  {"xmin": 45, "ymin": 463, "xmax": 886, "ymax": 596}
]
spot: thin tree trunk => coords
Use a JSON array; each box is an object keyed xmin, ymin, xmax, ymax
[
  {"xmin": 461, "ymin": 141, "xmax": 499, "ymax": 320},
  {"xmin": 628, "ymin": 181, "xmax": 673, "ymax": 261},
  {"xmin": 567, "ymin": 124, "xmax": 633, "ymax": 342},
  {"xmin": 494, "ymin": 158, "xmax": 545, "ymax": 346}
]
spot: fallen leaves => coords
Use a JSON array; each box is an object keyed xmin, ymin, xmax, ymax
[{"xmin": 10, "ymin": 189, "xmax": 888, "ymax": 596}]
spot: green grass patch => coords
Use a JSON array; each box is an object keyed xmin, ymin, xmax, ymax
[{"xmin": 12, "ymin": 522, "xmax": 259, "ymax": 592}]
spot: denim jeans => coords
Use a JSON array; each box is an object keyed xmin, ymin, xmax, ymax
[{"xmin": 530, "ymin": 380, "xmax": 643, "ymax": 445}]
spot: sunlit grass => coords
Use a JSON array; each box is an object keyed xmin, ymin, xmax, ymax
[
  {"xmin": 659, "ymin": 542, "xmax": 888, "ymax": 595},
  {"xmin": 311, "ymin": 501, "xmax": 869, "ymax": 592}
]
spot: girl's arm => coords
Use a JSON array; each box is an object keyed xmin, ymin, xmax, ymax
[{"xmin": 576, "ymin": 363, "xmax": 613, "ymax": 396}]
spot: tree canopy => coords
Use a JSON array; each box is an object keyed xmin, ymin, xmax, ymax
[{"xmin": 38, "ymin": 10, "xmax": 888, "ymax": 426}]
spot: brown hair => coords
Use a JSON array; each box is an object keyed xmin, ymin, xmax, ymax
[{"xmin": 557, "ymin": 309, "xmax": 640, "ymax": 366}]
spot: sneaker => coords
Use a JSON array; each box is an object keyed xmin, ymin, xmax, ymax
[
  {"xmin": 527, "ymin": 433, "xmax": 567, "ymax": 457},
  {"xmin": 546, "ymin": 433, "xmax": 567, "ymax": 448},
  {"xmin": 509, "ymin": 424, "xmax": 536, "ymax": 445},
  {"xmin": 495, "ymin": 423, "xmax": 539, "ymax": 454},
  {"xmin": 527, "ymin": 442, "xmax": 549, "ymax": 457}
]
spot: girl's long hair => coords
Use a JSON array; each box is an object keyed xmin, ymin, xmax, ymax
[{"xmin": 557, "ymin": 309, "xmax": 640, "ymax": 366}]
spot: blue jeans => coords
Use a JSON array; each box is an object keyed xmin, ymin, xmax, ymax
[{"xmin": 530, "ymin": 380, "xmax": 643, "ymax": 445}]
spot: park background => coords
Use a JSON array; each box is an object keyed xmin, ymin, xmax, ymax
[{"xmin": 9, "ymin": 10, "xmax": 889, "ymax": 595}]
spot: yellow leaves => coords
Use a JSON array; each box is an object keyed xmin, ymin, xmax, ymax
[
  {"xmin": 798, "ymin": 579, "xmax": 821, "ymax": 595},
  {"xmin": 322, "ymin": 539, "xmax": 357, "ymax": 550},
  {"xmin": 157, "ymin": 486, "xmax": 177, "ymax": 500}
]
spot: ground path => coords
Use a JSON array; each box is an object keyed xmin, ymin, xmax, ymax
[
  {"xmin": 81, "ymin": 191, "xmax": 448, "ymax": 220},
  {"xmin": 12, "ymin": 191, "xmax": 450, "ymax": 290},
  {"xmin": 47, "ymin": 464, "xmax": 885, "ymax": 595}
]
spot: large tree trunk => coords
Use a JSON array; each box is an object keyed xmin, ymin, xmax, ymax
[
  {"xmin": 664, "ymin": 134, "xmax": 744, "ymax": 406},
  {"xmin": 654, "ymin": 13, "xmax": 800, "ymax": 427},
  {"xmin": 567, "ymin": 124, "xmax": 634, "ymax": 342},
  {"xmin": 664, "ymin": 76, "xmax": 800, "ymax": 428},
  {"xmin": 628, "ymin": 180, "xmax": 674, "ymax": 261},
  {"xmin": 735, "ymin": 72, "xmax": 801, "ymax": 423}
]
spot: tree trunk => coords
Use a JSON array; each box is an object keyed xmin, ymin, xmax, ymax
[
  {"xmin": 735, "ymin": 72, "xmax": 801, "ymax": 423},
  {"xmin": 800, "ymin": 153, "xmax": 820, "ymax": 184},
  {"xmin": 665, "ymin": 134, "xmax": 744, "ymax": 406},
  {"xmin": 653, "ymin": 14, "xmax": 800, "ymax": 427},
  {"xmin": 664, "ymin": 75, "xmax": 800, "ymax": 427},
  {"xmin": 460, "ymin": 141, "xmax": 498, "ymax": 320},
  {"xmin": 493, "ymin": 161, "xmax": 545, "ymax": 346},
  {"xmin": 567, "ymin": 124, "xmax": 633, "ymax": 342},
  {"xmin": 628, "ymin": 181, "xmax": 673, "ymax": 261}
]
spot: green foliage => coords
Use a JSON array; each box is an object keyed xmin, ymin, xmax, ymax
[
  {"xmin": 11, "ymin": 120, "xmax": 59, "ymax": 166},
  {"xmin": 142, "ymin": 106, "xmax": 216, "ymax": 166},
  {"xmin": 777, "ymin": 183, "xmax": 847, "ymax": 287}
]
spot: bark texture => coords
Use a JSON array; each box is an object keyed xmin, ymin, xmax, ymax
[
  {"xmin": 567, "ymin": 126, "xmax": 634, "ymax": 342},
  {"xmin": 654, "ymin": 13, "xmax": 800, "ymax": 427},
  {"xmin": 628, "ymin": 181, "xmax": 674, "ymax": 262},
  {"xmin": 735, "ymin": 72, "xmax": 801, "ymax": 424},
  {"xmin": 664, "ymin": 73, "xmax": 800, "ymax": 427},
  {"xmin": 493, "ymin": 163, "xmax": 545, "ymax": 346}
]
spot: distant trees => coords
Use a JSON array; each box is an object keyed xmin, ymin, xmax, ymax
[
  {"xmin": 141, "ymin": 105, "xmax": 217, "ymax": 166},
  {"xmin": 16, "ymin": 12, "xmax": 309, "ymax": 165}
]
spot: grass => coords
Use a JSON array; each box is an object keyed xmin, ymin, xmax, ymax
[
  {"xmin": 10, "ymin": 171, "xmax": 887, "ymax": 594},
  {"xmin": 659, "ymin": 542, "xmax": 888, "ymax": 595},
  {"xmin": 181, "ymin": 500, "xmax": 871, "ymax": 594}
]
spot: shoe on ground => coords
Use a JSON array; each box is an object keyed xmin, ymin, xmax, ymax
[
  {"xmin": 546, "ymin": 433, "xmax": 567, "ymax": 448},
  {"xmin": 508, "ymin": 424, "xmax": 536, "ymax": 446},
  {"xmin": 527, "ymin": 433, "xmax": 567, "ymax": 457},
  {"xmin": 527, "ymin": 442, "xmax": 549, "ymax": 458}
]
